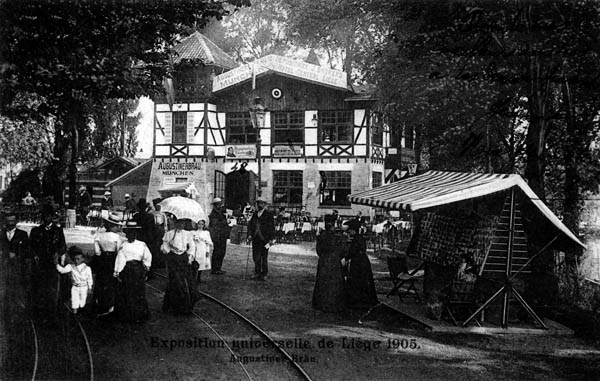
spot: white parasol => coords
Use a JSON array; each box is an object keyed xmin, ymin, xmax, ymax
[{"xmin": 158, "ymin": 196, "xmax": 207, "ymax": 222}]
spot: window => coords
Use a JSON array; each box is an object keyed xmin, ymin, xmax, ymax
[
  {"xmin": 320, "ymin": 110, "xmax": 352, "ymax": 144},
  {"xmin": 319, "ymin": 171, "xmax": 351, "ymax": 206},
  {"xmin": 273, "ymin": 171, "xmax": 303, "ymax": 206},
  {"xmin": 272, "ymin": 111, "xmax": 304, "ymax": 144},
  {"xmin": 372, "ymin": 172, "xmax": 382, "ymax": 188},
  {"xmin": 214, "ymin": 170, "xmax": 225, "ymax": 200},
  {"xmin": 371, "ymin": 113, "xmax": 383, "ymax": 146},
  {"xmin": 172, "ymin": 112, "xmax": 187, "ymax": 144},
  {"xmin": 227, "ymin": 112, "xmax": 257, "ymax": 144}
]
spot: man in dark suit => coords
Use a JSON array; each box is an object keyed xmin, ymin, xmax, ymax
[
  {"xmin": 30, "ymin": 207, "xmax": 67, "ymax": 319},
  {"xmin": 1, "ymin": 213, "xmax": 29, "ymax": 285},
  {"xmin": 247, "ymin": 199, "xmax": 275, "ymax": 281},
  {"xmin": 208, "ymin": 197, "xmax": 230, "ymax": 275},
  {"xmin": 1, "ymin": 213, "xmax": 29, "ymax": 259}
]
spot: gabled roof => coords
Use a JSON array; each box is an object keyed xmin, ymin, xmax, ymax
[
  {"xmin": 105, "ymin": 159, "xmax": 152, "ymax": 187},
  {"xmin": 172, "ymin": 31, "xmax": 238, "ymax": 70},
  {"xmin": 80, "ymin": 156, "xmax": 146, "ymax": 173},
  {"xmin": 349, "ymin": 170, "xmax": 584, "ymax": 248},
  {"xmin": 212, "ymin": 54, "xmax": 349, "ymax": 92}
]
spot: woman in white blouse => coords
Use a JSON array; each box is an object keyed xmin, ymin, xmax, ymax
[
  {"xmin": 160, "ymin": 218, "xmax": 198, "ymax": 314},
  {"xmin": 113, "ymin": 222, "xmax": 152, "ymax": 323},
  {"xmin": 93, "ymin": 215, "xmax": 123, "ymax": 315},
  {"xmin": 191, "ymin": 219, "xmax": 213, "ymax": 284}
]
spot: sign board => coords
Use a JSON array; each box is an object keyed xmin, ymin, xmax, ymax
[
  {"xmin": 213, "ymin": 54, "xmax": 348, "ymax": 92},
  {"xmin": 225, "ymin": 145, "xmax": 256, "ymax": 159},
  {"xmin": 272, "ymin": 145, "xmax": 303, "ymax": 157}
]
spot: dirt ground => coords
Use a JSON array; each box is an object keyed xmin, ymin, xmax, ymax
[{"xmin": 8, "ymin": 228, "xmax": 600, "ymax": 380}]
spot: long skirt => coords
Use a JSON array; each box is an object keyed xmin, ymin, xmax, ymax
[
  {"xmin": 94, "ymin": 252, "xmax": 117, "ymax": 314},
  {"xmin": 115, "ymin": 260, "xmax": 149, "ymax": 323},
  {"xmin": 312, "ymin": 252, "xmax": 345, "ymax": 312},
  {"xmin": 162, "ymin": 252, "xmax": 199, "ymax": 314},
  {"xmin": 345, "ymin": 255, "xmax": 379, "ymax": 309}
]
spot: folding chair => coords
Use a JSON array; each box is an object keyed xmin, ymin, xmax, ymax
[{"xmin": 386, "ymin": 256, "xmax": 423, "ymax": 303}]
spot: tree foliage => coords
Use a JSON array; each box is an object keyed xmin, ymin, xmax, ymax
[
  {"xmin": 203, "ymin": 0, "xmax": 293, "ymax": 62},
  {"xmin": 0, "ymin": 0, "xmax": 247, "ymax": 205}
]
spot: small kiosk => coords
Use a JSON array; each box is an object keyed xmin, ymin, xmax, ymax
[{"xmin": 349, "ymin": 171, "xmax": 585, "ymax": 329}]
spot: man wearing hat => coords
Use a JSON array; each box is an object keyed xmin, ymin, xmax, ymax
[
  {"xmin": 30, "ymin": 205, "xmax": 67, "ymax": 318},
  {"xmin": 124, "ymin": 194, "xmax": 137, "ymax": 217},
  {"xmin": 101, "ymin": 191, "xmax": 114, "ymax": 210},
  {"xmin": 1, "ymin": 213, "xmax": 29, "ymax": 284},
  {"xmin": 77, "ymin": 185, "xmax": 92, "ymax": 225},
  {"xmin": 247, "ymin": 199, "xmax": 275, "ymax": 281},
  {"xmin": 208, "ymin": 197, "xmax": 230, "ymax": 275}
]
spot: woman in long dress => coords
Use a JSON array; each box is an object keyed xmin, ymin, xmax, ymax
[
  {"xmin": 93, "ymin": 215, "xmax": 123, "ymax": 315},
  {"xmin": 191, "ymin": 220, "xmax": 213, "ymax": 284},
  {"xmin": 343, "ymin": 220, "xmax": 378, "ymax": 308},
  {"xmin": 113, "ymin": 222, "xmax": 152, "ymax": 323},
  {"xmin": 312, "ymin": 219, "xmax": 346, "ymax": 312},
  {"xmin": 161, "ymin": 218, "xmax": 198, "ymax": 314}
]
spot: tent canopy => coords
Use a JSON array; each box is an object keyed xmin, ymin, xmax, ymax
[{"xmin": 348, "ymin": 170, "xmax": 584, "ymax": 248}]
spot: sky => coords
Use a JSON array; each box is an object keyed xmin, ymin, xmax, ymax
[{"xmin": 135, "ymin": 96, "xmax": 154, "ymax": 158}]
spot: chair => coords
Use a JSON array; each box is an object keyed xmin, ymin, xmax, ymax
[
  {"xmin": 442, "ymin": 279, "xmax": 479, "ymax": 326},
  {"xmin": 386, "ymin": 256, "xmax": 423, "ymax": 303}
]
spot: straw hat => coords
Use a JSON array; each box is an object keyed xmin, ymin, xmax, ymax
[
  {"xmin": 104, "ymin": 191, "xmax": 111, "ymax": 196},
  {"xmin": 212, "ymin": 197, "xmax": 223, "ymax": 204}
]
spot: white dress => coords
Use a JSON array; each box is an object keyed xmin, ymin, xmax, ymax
[{"xmin": 192, "ymin": 230, "xmax": 213, "ymax": 271}]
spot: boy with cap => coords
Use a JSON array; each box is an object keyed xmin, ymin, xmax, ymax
[{"xmin": 56, "ymin": 246, "xmax": 93, "ymax": 314}]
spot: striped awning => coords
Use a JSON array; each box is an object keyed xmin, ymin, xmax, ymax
[{"xmin": 349, "ymin": 170, "xmax": 584, "ymax": 248}]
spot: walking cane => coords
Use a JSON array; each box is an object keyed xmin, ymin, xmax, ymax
[{"xmin": 244, "ymin": 241, "xmax": 251, "ymax": 280}]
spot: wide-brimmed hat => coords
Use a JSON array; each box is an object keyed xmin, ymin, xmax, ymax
[
  {"xmin": 212, "ymin": 197, "xmax": 223, "ymax": 204},
  {"xmin": 123, "ymin": 221, "xmax": 141, "ymax": 230},
  {"xmin": 103, "ymin": 191, "xmax": 111, "ymax": 196},
  {"xmin": 124, "ymin": 193, "xmax": 131, "ymax": 198},
  {"xmin": 79, "ymin": 185, "xmax": 86, "ymax": 191}
]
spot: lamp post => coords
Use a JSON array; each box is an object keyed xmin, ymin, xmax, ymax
[{"xmin": 249, "ymin": 96, "xmax": 266, "ymax": 197}]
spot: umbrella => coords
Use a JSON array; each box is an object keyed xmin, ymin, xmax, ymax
[{"xmin": 158, "ymin": 196, "xmax": 207, "ymax": 222}]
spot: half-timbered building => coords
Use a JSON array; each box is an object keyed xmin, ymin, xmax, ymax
[{"xmin": 147, "ymin": 32, "xmax": 389, "ymax": 217}]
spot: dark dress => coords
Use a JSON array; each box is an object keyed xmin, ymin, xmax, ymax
[
  {"xmin": 208, "ymin": 209, "xmax": 230, "ymax": 272},
  {"xmin": 344, "ymin": 235, "xmax": 378, "ymax": 308},
  {"xmin": 163, "ymin": 252, "xmax": 199, "ymax": 314},
  {"xmin": 94, "ymin": 251, "xmax": 117, "ymax": 314},
  {"xmin": 115, "ymin": 260, "xmax": 149, "ymax": 322},
  {"xmin": 312, "ymin": 230, "xmax": 346, "ymax": 312}
]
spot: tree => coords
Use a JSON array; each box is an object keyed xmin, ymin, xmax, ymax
[
  {"xmin": 284, "ymin": 0, "xmax": 387, "ymax": 82},
  {"xmin": 203, "ymin": 0, "xmax": 293, "ymax": 62},
  {"xmin": 367, "ymin": 0, "xmax": 600, "ymax": 202},
  {"xmin": 0, "ymin": 0, "xmax": 247, "ymax": 206},
  {"xmin": 84, "ymin": 99, "xmax": 141, "ymax": 161}
]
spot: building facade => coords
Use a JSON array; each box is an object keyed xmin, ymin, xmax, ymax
[{"xmin": 147, "ymin": 33, "xmax": 389, "ymax": 218}]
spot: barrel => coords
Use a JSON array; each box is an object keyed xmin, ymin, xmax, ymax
[{"xmin": 66, "ymin": 209, "xmax": 76, "ymax": 228}]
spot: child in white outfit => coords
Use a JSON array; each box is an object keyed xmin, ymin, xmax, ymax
[{"xmin": 56, "ymin": 246, "xmax": 93, "ymax": 314}]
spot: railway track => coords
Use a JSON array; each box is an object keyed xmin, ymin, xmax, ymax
[
  {"xmin": 148, "ymin": 271, "xmax": 313, "ymax": 381},
  {"xmin": 2, "ymin": 263, "xmax": 94, "ymax": 381}
]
